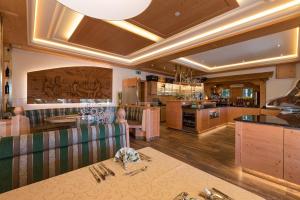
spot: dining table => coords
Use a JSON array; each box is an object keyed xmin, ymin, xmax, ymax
[{"xmin": 0, "ymin": 147, "xmax": 264, "ymax": 200}]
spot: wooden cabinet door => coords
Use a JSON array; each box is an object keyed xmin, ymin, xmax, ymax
[
  {"xmin": 219, "ymin": 107, "xmax": 228, "ymax": 124},
  {"xmin": 284, "ymin": 128, "xmax": 300, "ymax": 185},
  {"xmin": 166, "ymin": 102, "xmax": 182, "ymax": 130},
  {"xmin": 241, "ymin": 123, "xmax": 284, "ymax": 178},
  {"xmin": 196, "ymin": 109, "xmax": 209, "ymax": 132},
  {"xmin": 208, "ymin": 114, "xmax": 220, "ymax": 128}
]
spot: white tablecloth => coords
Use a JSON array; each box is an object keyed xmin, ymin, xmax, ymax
[{"xmin": 0, "ymin": 147, "xmax": 264, "ymax": 200}]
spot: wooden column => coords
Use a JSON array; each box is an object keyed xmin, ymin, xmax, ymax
[
  {"xmin": 259, "ymin": 80, "xmax": 266, "ymax": 108},
  {"xmin": 142, "ymin": 107, "xmax": 160, "ymax": 141}
]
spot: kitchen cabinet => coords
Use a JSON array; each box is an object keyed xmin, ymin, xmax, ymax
[
  {"xmin": 240, "ymin": 123, "xmax": 284, "ymax": 179},
  {"xmin": 160, "ymin": 106, "xmax": 166, "ymax": 122},
  {"xmin": 196, "ymin": 109, "xmax": 209, "ymax": 132},
  {"xmin": 284, "ymin": 128, "xmax": 300, "ymax": 185},
  {"xmin": 219, "ymin": 107, "xmax": 228, "ymax": 124},
  {"xmin": 196, "ymin": 107, "xmax": 228, "ymax": 133},
  {"xmin": 166, "ymin": 101, "xmax": 185, "ymax": 130},
  {"xmin": 236, "ymin": 122, "xmax": 300, "ymax": 185}
]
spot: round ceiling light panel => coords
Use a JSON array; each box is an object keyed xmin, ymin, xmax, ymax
[{"xmin": 57, "ymin": 0, "xmax": 152, "ymax": 20}]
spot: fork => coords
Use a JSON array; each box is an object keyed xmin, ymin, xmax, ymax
[{"xmin": 125, "ymin": 166, "xmax": 148, "ymax": 176}]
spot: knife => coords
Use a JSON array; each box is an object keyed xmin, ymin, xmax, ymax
[
  {"xmin": 89, "ymin": 167, "xmax": 101, "ymax": 183},
  {"xmin": 97, "ymin": 165, "xmax": 109, "ymax": 176},
  {"xmin": 93, "ymin": 165, "xmax": 106, "ymax": 180},
  {"xmin": 99, "ymin": 163, "xmax": 115, "ymax": 176}
]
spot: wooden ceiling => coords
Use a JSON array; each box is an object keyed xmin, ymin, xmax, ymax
[
  {"xmin": 69, "ymin": 17, "xmax": 155, "ymax": 56},
  {"xmin": 128, "ymin": 0, "xmax": 239, "ymax": 38},
  {"xmin": 2, "ymin": 0, "xmax": 299, "ymax": 77},
  {"xmin": 68, "ymin": 0, "xmax": 239, "ymax": 55},
  {"xmin": 0, "ymin": 0, "xmax": 27, "ymax": 46}
]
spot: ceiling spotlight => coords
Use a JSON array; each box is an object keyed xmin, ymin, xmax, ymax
[
  {"xmin": 277, "ymin": 43, "xmax": 281, "ymax": 48},
  {"xmin": 57, "ymin": 0, "xmax": 152, "ymax": 20},
  {"xmin": 174, "ymin": 11, "xmax": 181, "ymax": 17}
]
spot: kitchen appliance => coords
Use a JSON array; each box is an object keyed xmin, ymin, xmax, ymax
[
  {"xmin": 209, "ymin": 110, "xmax": 220, "ymax": 119},
  {"xmin": 182, "ymin": 105, "xmax": 197, "ymax": 133},
  {"xmin": 146, "ymin": 75, "xmax": 158, "ymax": 82}
]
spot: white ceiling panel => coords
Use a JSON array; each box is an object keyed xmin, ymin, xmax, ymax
[{"xmin": 185, "ymin": 28, "xmax": 298, "ymax": 67}]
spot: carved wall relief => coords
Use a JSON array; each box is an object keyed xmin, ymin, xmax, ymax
[{"xmin": 27, "ymin": 67, "xmax": 112, "ymax": 103}]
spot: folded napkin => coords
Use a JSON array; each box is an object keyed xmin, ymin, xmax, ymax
[
  {"xmin": 173, "ymin": 192, "xmax": 199, "ymax": 200},
  {"xmin": 114, "ymin": 147, "xmax": 141, "ymax": 169}
]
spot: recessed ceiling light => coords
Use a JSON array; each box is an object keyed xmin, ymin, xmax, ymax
[
  {"xmin": 64, "ymin": 13, "xmax": 84, "ymax": 39},
  {"xmin": 105, "ymin": 20, "xmax": 162, "ymax": 42},
  {"xmin": 174, "ymin": 11, "xmax": 181, "ymax": 17}
]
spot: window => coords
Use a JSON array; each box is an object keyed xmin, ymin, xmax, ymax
[
  {"xmin": 242, "ymin": 88, "xmax": 253, "ymax": 98},
  {"xmin": 221, "ymin": 88, "xmax": 230, "ymax": 98}
]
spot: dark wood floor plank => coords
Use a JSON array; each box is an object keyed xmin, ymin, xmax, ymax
[{"xmin": 131, "ymin": 125, "xmax": 300, "ymax": 200}]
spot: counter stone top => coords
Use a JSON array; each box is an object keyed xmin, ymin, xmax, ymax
[
  {"xmin": 235, "ymin": 114, "xmax": 300, "ymax": 129},
  {"xmin": 182, "ymin": 106, "xmax": 261, "ymax": 110}
]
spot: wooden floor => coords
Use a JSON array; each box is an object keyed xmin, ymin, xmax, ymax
[{"xmin": 131, "ymin": 124, "xmax": 300, "ymax": 200}]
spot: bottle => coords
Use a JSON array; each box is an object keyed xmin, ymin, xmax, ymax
[
  {"xmin": 5, "ymin": 66, "xmax": 9, "ymax": 77},
  {"xmin": 5, "ymin": 82, "xmax": 9, "ymax": 94}
]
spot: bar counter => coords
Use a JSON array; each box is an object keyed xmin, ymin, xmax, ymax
[
  {"xmin": 235, "ymin": 114, "xmax": 300, "ymax": 187},
  {"xmin": 235, "ymin": 114, "xmax": 300, "ymax": 129},
  {"xmin": 166, "ymin": 100, "xmax": 280, "ymax": 133}
]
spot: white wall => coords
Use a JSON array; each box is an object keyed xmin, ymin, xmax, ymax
[
  {"xmin": 206, "ymin": 64, "xmax": 300, "ymax": 102},
  {"xmin": 11, "ymin": 48, "xmax": 151, "ymax": 110}
]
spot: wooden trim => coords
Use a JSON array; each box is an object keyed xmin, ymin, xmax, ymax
[
  {"xmin": 235, "ymin": 121, "xmax": 242, "ymax": 166},
  {"xmin": 276, "ymin": 63, "xmax": 297, "ymax": 79},
  {"xmin": 13, "ymin": 45, "xmax": 130, "ymax": 68},
  {"xmin": 205, "ymin": 72, "xmax": 273, "ymax": 84},
  {"xmin": 259, "ymin": 80, "xmax": 267, "ymax": 108}
]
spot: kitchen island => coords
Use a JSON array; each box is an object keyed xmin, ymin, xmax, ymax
[
  {"xmin": 235, "ymin": 114, "xmax": 300, "ymax": 187},
  {"xmin": 166, "ymin": 100, "xmax": 279, "ymax": 134}
]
